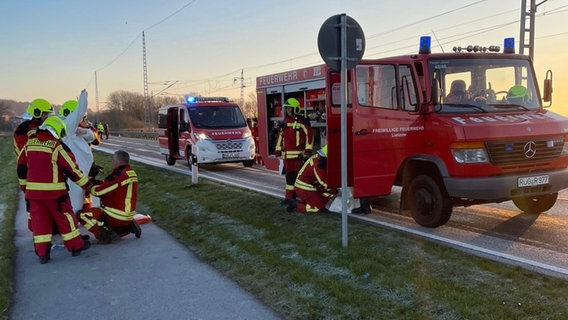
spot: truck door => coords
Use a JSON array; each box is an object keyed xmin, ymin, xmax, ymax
[
  {"xmin": 352, "ymin": 64, "xmax": 424, "ymax": 198},
  {"xmin": 167, "ymin": 107, "xmax": 179, "ymax": 155}
]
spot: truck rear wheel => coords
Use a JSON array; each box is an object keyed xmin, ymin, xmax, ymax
[
  {"xmin": 512, "ymin": 193, "xmax": 557, "ymax": 214},
  {"xmin": 165, "ymin": 155, "xmax": 176, "ymax": 166},
  {"xmin": 407, "ymin": 175, "xmax": 452, "ymax": 228}
]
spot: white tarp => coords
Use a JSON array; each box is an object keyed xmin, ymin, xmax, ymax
[{"xmin": 62, "ymin": 89, "xmax": 94, "ymax": 213}]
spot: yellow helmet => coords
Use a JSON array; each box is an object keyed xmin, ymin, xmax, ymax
[
  {"xmin": 317, "ymin": 145, "xmax": 328, "ymax": 157},
  {"xmin": 59, "ymin": 100, "xmax": 79, "ymax": 118},
  {"xmin": 283, "ymin": 98, "xmax": 301, "ymax": 114},
  {"xmin": 41, "ymin": 115, "xmax": 67, "ymax": 139},
  {"xmin": 27, "ymin": 98, "xmax": 54, "ymax": 119}
]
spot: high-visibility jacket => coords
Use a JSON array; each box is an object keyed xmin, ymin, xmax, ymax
[
  {"xmin": 13, "ymin": 119, "xmax": 41, "ymax": 157},
  {"xmin": 91, "ymin": 165, "xmax": 138, "ymax": 222},
  {"xmin": 17, "ymin": 130, "xmax": 90, "ymax": 199},
  {"xmin": 275, "ymin": 115, "xmax": 313, "ymax": 160},
  {"xmin": 294, "ymin": 154, "xmax": 336, "ymax": 213}
]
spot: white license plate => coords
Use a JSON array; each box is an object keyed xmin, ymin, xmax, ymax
[
  {"xmin": 222, "ymin": 153, "xmax": 240, "ymax": 159},
  {"xmin": 517, "ymin": 175, "xmax": 549, "ymax": 187}
]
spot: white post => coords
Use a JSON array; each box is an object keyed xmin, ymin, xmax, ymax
[{"xmin": 191, "ymin": 144, "xmax": 199, "ymax": 184}]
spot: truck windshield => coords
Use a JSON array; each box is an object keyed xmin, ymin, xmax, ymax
[
  {"xmin": 189, "ymin": 106, "xmax": 247, "ymax": 129},
  {"xmin": 429, "ymin": 57, "xmax": 541, "ymax": 113}
]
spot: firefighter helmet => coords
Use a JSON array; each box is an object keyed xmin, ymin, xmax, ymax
[
  {"xmin": 59, "ymin": 100, "xmax": 78, "ymax": 118},
  {"xmin": 27, "ymin": 98, "xmax": 54, "ymax": 119},
  {"xmin": 317, "ymin": 145, "xmax": 328, "ymax": 157},
  {"xmin": 283, "ymin": 98, "xmax": 301, "ymax": 114},
  {"xmin": 41, "ymin": 115, "xmax": 67, "ymax": 139},
  {"xmin": 507, "ymin": 85, "xmax": 529, "ymax": 103}
]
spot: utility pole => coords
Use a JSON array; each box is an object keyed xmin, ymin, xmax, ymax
[
  {"xmin": 95, "ymin": 71, "xmax": 99, "ymax": 123},
  {"xmin": 234, "ymin": 69, "xmax": 245, "ymax": 106},
  {"xmin": 519, "ymin": 0, "xmax": 548, "ymax": 61},
  {"xmin": 142, "ymin": 31, "xmax": 151, "ymax": 129}
]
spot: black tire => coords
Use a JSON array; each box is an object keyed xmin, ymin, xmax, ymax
[
  {"xmin": 165, "ymin": 155, "xmax": 176, "ymax": 166},
  {"xmin": 512, "ymin": 193, "xmax": 557, "ymax": 214},
  {"xmin": 407, "ymin": 175, "xmax": 452, "ymax": 228},
  {"xmin": 243, "ymin": 160, "xmax": 254, "ymax": 168}
]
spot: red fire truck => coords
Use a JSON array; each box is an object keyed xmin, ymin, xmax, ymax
[
  {"xmin": 158, "ymin": 96, "xmax": 255, "ymax": 169},
  {"xmin": 256, "ymin": 37, "xmax": 568, "ymax": 227}
]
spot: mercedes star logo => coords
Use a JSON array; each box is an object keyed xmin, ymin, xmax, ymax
[{"xmin": 523, "ymin": 141, "xmax": 536, "ymax": 158}]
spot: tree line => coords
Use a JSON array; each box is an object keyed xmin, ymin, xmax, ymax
[{"xmin": 1, "ymin": 91, "xmax": 258, "ymax": 132}]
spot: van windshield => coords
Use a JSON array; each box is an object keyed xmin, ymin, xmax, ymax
[
  {"xmin": 429, "ymin": 57, "xmax": 541, "ymax": 113},
  {"xmin": 188, "ymin": 106, "xmax": 247, "ymax": 129}
]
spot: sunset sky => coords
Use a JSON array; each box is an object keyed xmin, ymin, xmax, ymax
[{"xmin": 1, "ymin": 0, "xmax": 567, "ymax": 116}]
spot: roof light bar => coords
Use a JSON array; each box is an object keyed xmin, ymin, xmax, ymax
[{"xmin": 184, "ymin": 96, "xmax": 230, "ymax": 104}]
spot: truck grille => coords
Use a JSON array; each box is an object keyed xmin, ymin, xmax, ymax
[
  {"xmin": 213, "ymin": 139, "xmax": 244, "ymax": 153},
  {"xmin": 486, "ymin": 136, "xmax": 564, "ymax": 165}
]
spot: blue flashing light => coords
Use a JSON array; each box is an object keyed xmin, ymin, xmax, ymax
[
  {"xmin": 503, "ymin": 37, "xmax": 515, "ymax": 54},
  {"xmin": 419, "ymin": 36, "xmax": 431, "ymax": 54},
  {"xmin": 185, "ymin": 96, "xmax": 197, "ymax": 104}
]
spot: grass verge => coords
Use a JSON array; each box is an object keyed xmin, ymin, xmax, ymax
[
  {"xmin": 2, "ymin": 136, "xmax": 568, "ymax": 319},
  {"xmin": 0, "ymin": 136, "xmax": 18, "ymax": 320},
  {"xmin": 95, "ymin": 150, "xmax": 568, "ymax": 319}
]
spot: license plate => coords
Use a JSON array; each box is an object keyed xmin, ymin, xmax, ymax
[
  {"xmin": 222, "ymin": 153, "xmax": 240, "ymax": 159},
  {"xmin": 517, "ymin": 175, "xmax": 549, "ymax": 188}
]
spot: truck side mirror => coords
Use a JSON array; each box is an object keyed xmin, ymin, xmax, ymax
[{"xmin": 542, "ymin": 70, "xmax": 553, "ymax": 106}]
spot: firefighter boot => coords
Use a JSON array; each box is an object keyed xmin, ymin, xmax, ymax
[
  {"xmin": 39, "ymin": 245, "xmax": 51, "ymax": 264},
  {"xmin": 72, "ymin": 239, "xmax": 91, "ymax": 257},
  {"xmin": 98, "ymin": 226, "xmax": 119, "ymax": 244},
  {"xmin": 130, "ymin": 221, "xmax": 142, "ymax": 238},
  {"xmin": 286, "ymin": 198, "xmax": 298, "ymax": 213}
]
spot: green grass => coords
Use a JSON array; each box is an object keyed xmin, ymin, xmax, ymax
[
  {"xmin": 2, "ymin": 135, "xmax": 568, "ymax": 319},
  {"xmin": 0, "ymin": 135, "xmax": 18, "ymax": 320}
]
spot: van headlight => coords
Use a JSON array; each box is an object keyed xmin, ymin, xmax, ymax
[
  {"xmin": 242, "ymin": 131, "xmax": 251, "ymax": 138},
  {"xmin": 194, "ymin": 133, "xmax": 211, "ymax": 141},
  {"xmin": 451, "ymin": 142, "xmax": 489, "ymax": 163}
]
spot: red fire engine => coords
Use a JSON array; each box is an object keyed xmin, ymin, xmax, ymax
[
  {"xmin": 158, "ymin": 96, "xmax": 255, "ymax": 169},
  {"xmin": 256, "ymin": 37, "xmax": 568, "ymax": 227}
]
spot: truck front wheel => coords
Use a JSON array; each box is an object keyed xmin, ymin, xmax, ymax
[
  {"xmin": 243, "ymin": 160, "xmax": 254, "ymax": 168},
  {"xmin": 165, "ymin": 155, "xmax": 176, "ymax": 166},
  {"xmin": 407, "ymin": 175, "xmax": 452, "ymax": 228},
  {"xmin": 512, "ymin": 193, "xmax": 557, "ymax": 214}
]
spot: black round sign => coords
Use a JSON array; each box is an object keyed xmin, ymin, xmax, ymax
[{"xmin": 317, "ymin": 14, "xmax": 365, "ymax": 71}]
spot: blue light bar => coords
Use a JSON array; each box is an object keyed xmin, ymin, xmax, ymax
[
  {"xmin": 184, "ymin": 96, "xmax": 229, "ymax": 104},
  {"xmin": 419, "ymin": 36, "xmax": 431, "ymax": 54},
  {"xmin": 503, "ymin": 37, "xmax": 515, "ymax": 54}
]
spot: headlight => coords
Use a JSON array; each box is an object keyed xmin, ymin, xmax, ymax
[
  {"xmin": 451, "ymin": 142, "xmax": 488, "ymax": 163},
  {"xmin": 562, "ymin": 136, "xmax": 568, "ymax": 155},
  {"xmin": 242, "ymin": 131, "xmax": 251, "ymax": 138},
  {"xmin": 194, "ymin": 133, "xmax": 211, "ymax": 141}
]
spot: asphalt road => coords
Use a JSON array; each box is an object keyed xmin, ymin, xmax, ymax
[{"xmin": 99, "ymin": 136, "xmax": 568, "ymax": 280}]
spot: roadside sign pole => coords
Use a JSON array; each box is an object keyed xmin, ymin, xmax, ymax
[{"xmin": 340, "ymin": 14, "xmax": 349, "ymax": 248}]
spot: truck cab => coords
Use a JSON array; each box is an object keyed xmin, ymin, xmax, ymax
[
  {"xmin": 158, "ymin": 96, "xmax": 255, "ymax": 169},
  {"xmin": 325, "ymin": 37, "xmax": 568, "ymax": 227}
]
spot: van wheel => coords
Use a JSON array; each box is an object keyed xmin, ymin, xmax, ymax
[
  {"xmin": 243, "ymin": 160, "xmax": 254, "ymax": 168},
  {"xmin": 165, "ymin": 155, "xmax": 176, "ymax": 166},
  {"xmin": 407, "ymin": 175, "xmax": 452, "ymax": 228},
  {"xmin": 512, "ymin": 193, "xmax": 557, "ymax": 214}
]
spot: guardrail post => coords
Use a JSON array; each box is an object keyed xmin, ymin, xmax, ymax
[{"xmin": 191, "ymin": 145, "xmax": 199, "ymax": 184}]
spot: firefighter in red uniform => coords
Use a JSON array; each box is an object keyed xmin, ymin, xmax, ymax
[
  {"xmin": 17, "ymin": 116, "xmax": 92, "ymax": 264},
  {"xmin": 274, "ymin": 98, "xmax": 313, "ymax": 206},
  {"xmin": 287, "ymin": 145, "xmax": 336, "ymax": 213},
  {"xmin": 13, "ymin": 98, "xmax": 55, "ymax": 232},
  {"xmin": 78, "ymin": 150, "xmax": 141, "ymax": 244}
]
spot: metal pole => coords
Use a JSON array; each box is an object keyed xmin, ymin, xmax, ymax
[{"xmin": 340, "ymin": 14, "xmax": 348, "ymax": 248}]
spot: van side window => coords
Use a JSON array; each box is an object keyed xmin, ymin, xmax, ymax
[
  {"xmin": 356, "ymin": 65, "xmax": 397, "ymax": 109},
  {"xmin": 399, "ymin": 65, "xmax": 418, "ymax": 111}
]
